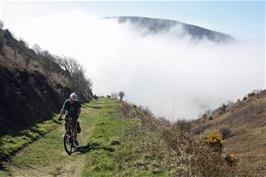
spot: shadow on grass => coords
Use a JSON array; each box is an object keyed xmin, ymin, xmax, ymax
[
  {"xmin": 75, "ymin": 142, "xmax": 101, "ymax": 154},
  {"xmin": 0, "ymin": 156, "xmax": 11, "ymax": 171},
  {"xmin": 0, "ymin": 117, "xmax": 62, "ymax": 171},
  {"xmin": 2, "ymin": 117, "xmax": 61, "ymax": 137},
  {"xmin": 0, "ymin": 162, "xmax": 5, "ymax": 171},
  {"xmin": 0, "ymin": 157, "xmax": 45, "ymax": 174},
  {"xmin": 87, "ymin": 105, "xmax": 103, "ymax": 109}
]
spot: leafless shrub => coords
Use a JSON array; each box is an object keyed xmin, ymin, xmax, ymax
[
  {"xmin": 173, "ymin": 119, "xmax": 192, "ymax": 132},
  {"xmin": 199, "ymin": 109, "xmax": 212, "ymax": 119},
  {"xmin": 140, "ymin": 106, "xmax": 154, "ymax": 117},
  {"xmin": 220, "ymin": 103, "xmax": 227, "ymax": 113},
  {"xmin": 219, "ymin": 127, "xmax": 232, "ymax": 139},
  {"xmin": 111, "ymin": 92, "xmax": 118, "ymax": 99},
  {"xmin": 192, "ymin": 124, "xmax": 212, "ymax": 135},
  {"xmin": 247, "ymin": 90, "xmax": 260, "ymax": 98}
]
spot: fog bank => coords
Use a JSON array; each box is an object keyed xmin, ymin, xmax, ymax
[{"xmin": 3, "ymin": 10, "xmax": 265, "ymax": 120}]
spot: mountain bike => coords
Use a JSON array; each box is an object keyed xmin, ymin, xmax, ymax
[{"xmin": 63, "ymin": 116, "xmax": 76, "ymax": 155}]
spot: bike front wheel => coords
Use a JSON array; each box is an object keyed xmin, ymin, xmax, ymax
[{"xmin": 64, "ymin": 131, "xmax": 73, "ymax": 155}]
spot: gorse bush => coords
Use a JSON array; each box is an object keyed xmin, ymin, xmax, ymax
[
  {"xmin": 204, "ymin": 133, "xmax": 224, "ymax": 153},
  {"xmin": 225, "ymin": 152, "xmax": 238, "ymax": 166}
]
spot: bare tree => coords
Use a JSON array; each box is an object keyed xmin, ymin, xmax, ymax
[
  {"xmin": 0, "ymin": 21, "xmax": 3, "ymax": 29},
  {"xmin": 25, "ymin": 57, "xmax": 30, "ymax": 68},
  {"xmin": 118, "ymin": 91, "xmax": 125, "ymax": 101},
  {"xmin": 19, "ymin": 39, "xmax": 28, "ymax": 48},
  {"xmin": 200, "ymin": 109, "xmax": 212, "ymax": 119},
  {"xmin": 57, "ymin": 57, "xmax": 92, "ymax": 101},
  {"xmin": 32, "ymin": 43, "xmax": 42, "ymax": 55}
]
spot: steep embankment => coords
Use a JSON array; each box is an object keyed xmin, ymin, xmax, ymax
[
  {"xmin": 192, "ymin": 90, "xmax": 266, "ymax": 174},
  {"xmin": 0, "ymin": 27, "xmax": 93, "ymax": 162},
  {"xmin": 0, "ymin": 28, "xmax": 71, "ymax": 136},
  {"xmin": 0, "ymin": 65, "xmax": 66, "ymax": 134}
]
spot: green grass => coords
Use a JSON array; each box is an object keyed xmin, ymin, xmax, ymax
[
  {"xmin": 0, "ymin": 98, "xmax": 178, "ymax": 177},
  {"xmin": 0, "ymin": 116, "xmax": 61, "ymax": 162},
  {"xmin": 81, "ymin": 98, "xmax": 170, "ymax": 177},
  {"xmin": 0, "ymin": 101, "xmax": 97, "ymax": 176}
]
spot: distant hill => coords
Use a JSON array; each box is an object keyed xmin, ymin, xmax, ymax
[{"xmin": 106, "ymin": 16, "xmax": 235, "ymax": 43}]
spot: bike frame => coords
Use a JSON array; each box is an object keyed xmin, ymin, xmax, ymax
[{"xmin": 64, "ymin": 116, "xmax": 75, "ymax": 155}]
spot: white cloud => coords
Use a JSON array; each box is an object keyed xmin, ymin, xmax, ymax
[{"xmin": 2, "ymin": 6, "xmax": 265, "ymax": 120}]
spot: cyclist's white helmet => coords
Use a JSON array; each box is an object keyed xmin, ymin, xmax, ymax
[{"xmin": 70, "ymin": 92, "xmax": 78, "ymax": 101}]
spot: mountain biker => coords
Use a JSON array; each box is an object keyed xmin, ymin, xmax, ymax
[{"xmin": 58, "ymin": 92, "xmax": 81, "ymax": 146}]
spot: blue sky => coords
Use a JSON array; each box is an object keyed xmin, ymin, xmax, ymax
[
  {"xmin": 1, "ymin": 1, "xmax": 265, "ymax": 39},
  {"xmin": 79, "ymin": 1, "xmax": 265, "ymax": 38}
]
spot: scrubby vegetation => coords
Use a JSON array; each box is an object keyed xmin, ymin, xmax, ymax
[
  {"xmin": 118, "ymin": 101, "xmax": 240, "ymax": 176},
  {"xmin": 192, "ymin": 89, "xmax": 266, "ymax": 176},
  {"xmin": 0, "ymin": 22, "xmax": 93, "ymax": 101}
]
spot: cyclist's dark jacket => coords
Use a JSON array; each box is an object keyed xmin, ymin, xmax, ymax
[{"xmin": 62, "ymin": 99, "xmax": 81, "ymax": 119}]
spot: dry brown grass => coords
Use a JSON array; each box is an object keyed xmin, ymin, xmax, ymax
[
  {"xmin": 119, "ymin": 102, "xmax": 239, "ymax": 177},
  {"xmin": 192, "ymin": 90, "xmax": 266, "ymax": 176},
  {"xmin": 0, "ymin": 45, "xmax": 70, "ymax": 90}
]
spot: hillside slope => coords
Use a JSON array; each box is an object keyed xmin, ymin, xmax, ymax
[
  {"xmin": 0, "ymin": 27, "xmax": 93, "ymax": 136},
  {"xmin": 192, "ymin": 90, "xmax": 266, "ymax": 174},
  {"xmin": 0, "ymin": 65, "xmax": 67, "ymax": 134}
]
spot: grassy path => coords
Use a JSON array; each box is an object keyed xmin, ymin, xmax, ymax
[
  {"xmin": 0, "ymin": 102, "xmax": 98, "ymax": 177},
  {"xmin": 0, "ymin": 98, "xmax": 172, "ymax": 177}
]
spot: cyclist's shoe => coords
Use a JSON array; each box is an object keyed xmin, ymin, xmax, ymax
[{"xmin": 73, "ymin": 139, "xmax": 79, "ymax": 147}]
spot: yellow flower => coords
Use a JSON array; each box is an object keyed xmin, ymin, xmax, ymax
[{"xmin": 203, "ymin": 133, "xmax": 224, "ymax": 152}]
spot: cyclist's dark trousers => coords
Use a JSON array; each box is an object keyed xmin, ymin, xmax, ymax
[{"xmin": 65, "ymin": 116, "xmax": 78, "ymax": 139}]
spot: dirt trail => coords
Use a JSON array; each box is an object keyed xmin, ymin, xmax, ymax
[{"xmin": 0, "ymin": 107, "xmax": 96, "ymax": 177}]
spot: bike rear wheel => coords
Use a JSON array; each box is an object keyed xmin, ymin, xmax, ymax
[{"xmin": 64, "ymin": 131, "xmax": 73, "ymax": 155}]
